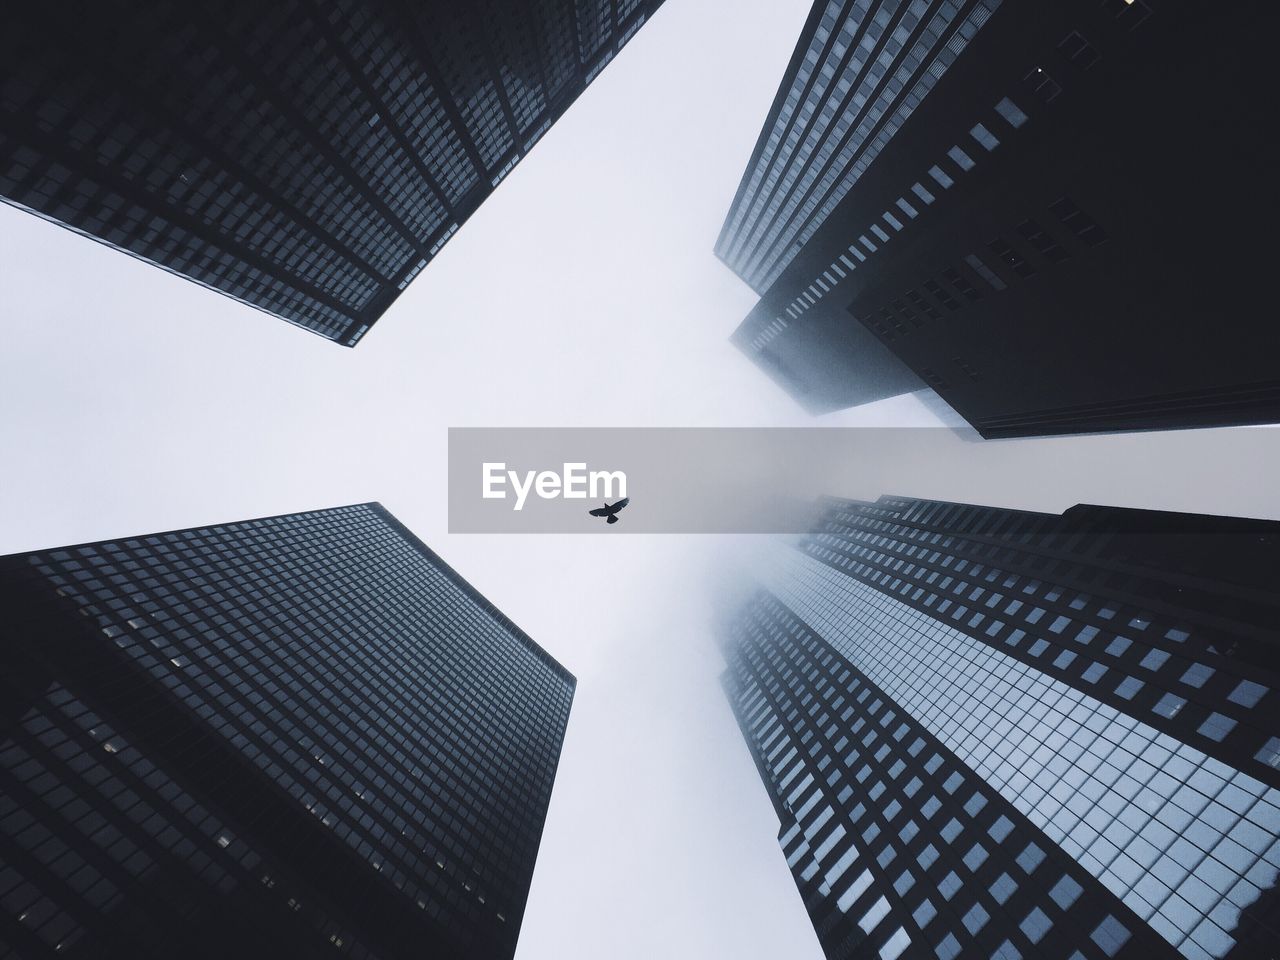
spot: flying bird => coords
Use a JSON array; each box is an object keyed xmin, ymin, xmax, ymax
[{"xmin": 588, "ymin": 497, "xmax": 630, "ymax": 525}]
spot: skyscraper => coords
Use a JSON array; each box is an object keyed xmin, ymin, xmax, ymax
[
  {"xmin": 0, "ymin": 503, "xmax": 574, "ymax": 959},
  {"xmin": 723, "ymin": 495, "xmax": 1280, "ymax": 960},
  {"xmin": 715, "ymin": 0, "xmax": 1003, "ymax": 411},
  {"xmin": 0, "ymin": 0, "xmax": 664, "ymax": 346},
  {"xmin": 718, "ymin": 1, "xmax": 1280, "ymax": 433}
]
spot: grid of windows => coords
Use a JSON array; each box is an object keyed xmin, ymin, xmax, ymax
[
  {"xmin": 0, "ymin": 504, "xmax": 574, "ymax": 960},
  {"xmin": 742, "ymin": 82, "xmax": 1029, "ymax": 357},
  {"xmin": 804, "ymin": 497, "xmax": 1280, "ymax": 788},
  {"xmin": 738, "ymin": 0, "xmax": 1280, "ymax": 436},
  {"xmin": 724, "ymin": 495, "xmax": 1280, "ymax": 960},
  {"xmin": 724, "ymin": 592, "xmax": 1173, "ymax": 960},
  {"xmin": 731, "ymin": 0, "xmax": 1153, "ymax": 401},
  {"xmin": 769, "ymin": 549, "xmax": 1280, "ymax": 960},
  {"xmin": 0, "ymin": 0, "xmax": 663, "ymax": 345},
  {"xmin": 716, "ymin": 0, "xmax": 1002, "ymax": 293}
]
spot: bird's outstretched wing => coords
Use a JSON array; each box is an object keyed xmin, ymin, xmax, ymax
[
  {"xmin": 588, "ymin": 506, "xmax": 610, "ymax": 517},
  {"xmin": 612, "ymin": 497, "xmax": 630, "ymax": 512}
]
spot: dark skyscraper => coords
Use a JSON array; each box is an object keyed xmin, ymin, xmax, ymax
[
  {"xmin": 723, "ymin": 495, "xmax": 1280, "ymax": 960},
  {"xmin": 0, "ymin": 504, "xmax": 574, "ymax": 959},
  {"xmin": 718, "ymin": 2, "xmax": 1280, "ymax": 433},
  {"xmin": 0, "ymin": 1, "xmax": 664, "ymax": 346},
  {"xmin": 714, "ymin": 0, "xmax": 1002, "ymax": 412}
]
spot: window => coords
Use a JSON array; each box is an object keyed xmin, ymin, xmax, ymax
[
  {"xmin": 1115, "ymin": 676, "xmax": 1142, "ymax": 700},
  {"xmin": 939, "ymin": 871, "xmax": 962, "ymax": 900},
  {"xmin": 1090, "ymin": 916, "xmax": 1130, "ymax": 956},
  {"xmin": 1229, "ymin": 680, "xmax": 1267, "ymax": 708},
  {"xmin": 1058, "ymin": 31, "xmax": 1099, "ymax": 69},
  {"xmin": 1020, "ymin": 907, "xmax": 1051, "ymax": 943},
  {"xmin": 947, "ymin": 146, "xmax": 975, "ymax": 171},
  {"xmin": 963, "ymin": 843, "xmax": 988, "ymax": 871},
  {"xmin": 880, "ymin": 927, "xmax": 910, "ymax": 960},
  {"xmin": 857, "ymin": 895, "xmax": 890, "ymax": 934},
  {"xmin": 911, "ymin": 182, "xmax": 935, "ymax": 204},
  {"xmin": 1139, "ymin": 649, "xmax": 1170, "ymax": 671},
  {"xmin": 963, "ymin": 253, "xmax": 1006, "ymax": 291},
  {"xmin": 970, "ymin": 123, "xmax": 999, "ymax": 151},
  {"xmin": 913, "ymin": 898, "xmax": 936, "ymax": 927},
  {"xmin": 1257, "ymin": 737, "xmax": 1280, "ymax": 768},
  {"xmin": 1180, "ymin": 663, "xmax": 1213, "ymax": 688},
  {"xmin": 1197, "ymin": 713, "xmax": 1236, "ymax": 742},
  {"xmin": 990, "ymin": 872, "xmax": 1016, "ymax": 904},
  {"xmin": 962, "ymin": 902, "xmax": 989, "ymax": 934},
  {"xmin": 1016, "ymin": 842, "xmax": 1044, "ymax": 874},
  {"xmin": 1049, "ymin": 875, "xmax": 1082, "ymax": 909},
  {"xmin": 995, "ymin": 97, "xmax": 1029, "ymax": 128}
]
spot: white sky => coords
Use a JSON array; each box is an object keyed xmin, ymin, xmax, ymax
[{"xmin": 2, "ymin": 0, "xmax": 1276, "ymax": 957}]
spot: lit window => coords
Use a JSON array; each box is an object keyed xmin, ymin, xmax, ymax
[
  {"xmin": 939, "ymin": 871, "xmax": 962, "ymax": 900},
  {"xmin": 994, "ymin": 97, "xmax": 1029, "ymax": 128},
  {"xmin": 970, "ymin": 123, "xmax": 1000, "ymax": 151},
  {"xmin": 1091, "ymin": 916, "xmax": 1130, "ymax": 956},
  {"xmin": 1255, "ymin": 737, "xmax": 1280, "ymax": 767},
  {"xmin": 858, "ymin": 895, "xmax": 890, "ymax": 934},
  {"xmin": 1115, "ymin": 676, "xmax": 1142, "ymax": 699},
  {"xmin": 880, "ymin": 927, "xmax": 910, "ymax": 960},
  {"xmin": 963, "ymin": 843, "xmax": 988, "ymax": 871},
  {"xmin": 1197, "ymin": 712, "xmax": 1236, "ymax": 742},
  {"xmin": 990, "ymin": 873, "xmax": 1016, "ymax": 904},
  {"xmin": 1153, "ymin": 692, "xmax": 1185, "ymax": 718},
  {"xmin": 1020, "ymin": 907, "xmax": 1051, "ymax": 943},
  {"xmin": 1049, "ymin": 875, "xmax": 1082, "ymax": 909},
  {"xmin": 1180, "ymin": 663, "xmax": 1213, "ymax": 688},
  {"xmin": 963, "ymin": 902, "xmax": 989, "ymax": 934},
  {"xmin": 1016, "ymin": 842, "xmax": 1044, "ymax": 874},
  {"xmin": 1140, "ymin": 648, "xmax": 1170, "ymax": 670},
  {"xmin": 1229, "ymin": 680, "xmax": 1267, "ymax": 708},
  {"xmin": 947, "ymin": 146, "xmax": 975, "ymax": 171}
]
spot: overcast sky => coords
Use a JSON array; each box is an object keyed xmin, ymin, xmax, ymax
[{"xmin": 2, "ymin": 0, "xmax": 1277, "ymax": 957}]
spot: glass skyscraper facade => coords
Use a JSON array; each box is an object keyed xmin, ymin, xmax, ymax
[
  {"xmin": 714, "ymin": 0, "xmax": 1002, "ymax": 414},
  {"xmin": 0, "ymin": 503, "xmax": 574, "ymax": 959},
  {"xmin": 717, "ymin": 1, "xmax": 1280, "ymax": 433},
  {"xmin": 0, "ymin": 0, "xmax": 664, "ymax": 345},
  {"xmin": 715, "ymin": 0, "xmax": 1002, "ymax": 295},
  {"xmin": 723, "ymin": 496, "xmax": 1280, "ymax": 960}
]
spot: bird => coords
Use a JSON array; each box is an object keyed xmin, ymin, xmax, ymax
[{"xmin": 588, "ymin": 497, "xmax": 630, "ymax": 525}]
